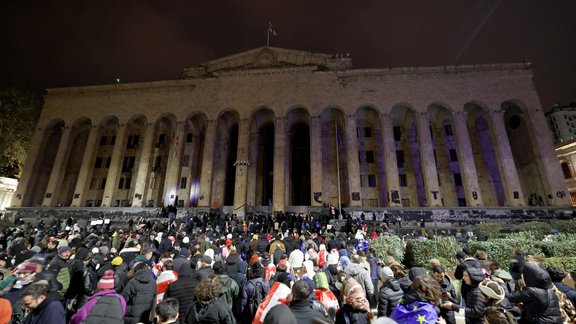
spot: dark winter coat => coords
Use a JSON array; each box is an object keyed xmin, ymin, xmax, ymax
[
  {"xmin": 121, "ymin": 267, "xmax": 157, "ymax": 324},
  {"xmin": 218, "ymin": 274, "xmax": 240, "ymax": 310},
  {"xmin": 289, "ymin": 299, "xmax": 325, "ymax": 324},
  {"xmin": 508, "ymin": 263, "xmax": 563, "ymax": 324},
  {"xmin": 397, "ymin": 275, "xmax": 412, "ymax": 293},
  {"xmin": 70, "ymin": 289, "xmax": 126, "ymax": 324},
  {"xmin": 239, "ymin": 277, "xmax": 269, "ymax": 314},
  {"xmin": 22, "ymin": 296, "xmax": 66, "ymax": 324},
  {"xmin": 451, "ymin": 267, "xmax": 485, "ymax": 324},
  {"xmin": 184, "ymin": 298, "xmax": 236, "ymax": 324},
  {"xmin": 225, "ymin": 254, "xmax": 247, "ymax": 287},
  {"xmin": 113, "ymin": 262, "xmax": 129, "ymax": 293},
  {"xmin": 335, "ymin": 304, "xmax": 370, "ymax": 324},
  {"xmin": 166, "ymin": 263, "xmax": 199, "ymax": 318},
  {"xmin": 437, "ymin": 275, "xmax": 458, "ymax": 324},
  {"xmin": 377, "ymin": 278, "xmax": 404, "ymax": 317}
]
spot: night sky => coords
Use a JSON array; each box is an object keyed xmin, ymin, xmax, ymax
[{"xmin": 1, "ymin": 1, "xmax": 575, "ymax": 111}]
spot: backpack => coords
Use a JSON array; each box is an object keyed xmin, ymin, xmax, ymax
[{"xmin": 243, "ymin": 281, "xmax": 266, "ymax": 321}]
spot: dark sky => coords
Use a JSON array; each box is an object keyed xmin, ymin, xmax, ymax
[{"xmin": 1, "ymin": 0, "xmax": 575, "ymax": 110}]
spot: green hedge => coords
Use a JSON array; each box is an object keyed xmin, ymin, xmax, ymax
[
  {"xmin": 552, "ymin": 220, "xmax": 576, "ymax": 234},
  {"xmin": 541, "ymin": 257, "xmax": 576, "ymax": 274},
  {"xmin": 368, "ymin": 235, "xmax": 404, "ymax": 263},
  {"xmin": 404, "ymin": 237, "xmax": 460, "ymax": 269},
  {"xmin": 468, "ymin": 239, "xmax": 544, "ymax": 270}
]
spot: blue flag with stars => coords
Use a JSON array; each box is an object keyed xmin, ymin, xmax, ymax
[{"xmin": 390, "ymin": 300, "xmax": 438, "ymax": 324}]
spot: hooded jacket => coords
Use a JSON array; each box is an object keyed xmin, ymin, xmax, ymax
[
  {"xmin": 508, "ymin": 263, "xmax": 563, "ymax": 324},
  {"xmin": 225, "ymin": 254, "xmax": 247, "ymax": 287},
  {"xmin": 121, "ymin": 267, "xmax": 157, "ymax": 324},
  {"xmin": 185, "ymin": 298, "xmax": 236, "ymax": 324},
  {"xmin": 451, "ymin": 267, "xmax": 485, "ymax": 324},
  {"xmin": 345, "ymin": 263, "xmax": 374, "ymax": 301},
  {"xmin": 165, "ymin": 263, "xmax": 199, "ymax": 319},
  {"xmin": 377, "ymin": 277, "xmax": 404, "ymax": 317}
]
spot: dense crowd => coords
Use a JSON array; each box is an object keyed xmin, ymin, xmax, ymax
[{"xmin": 0, "ymin": 211, "xmax": 575, "ymax": 324}]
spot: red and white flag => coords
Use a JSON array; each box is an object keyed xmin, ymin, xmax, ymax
[
  {"xmin": 252, "ymin": 282, "xmax": 291, "ymax": 324},
  {"xmin": 268, "ymin": 21, "xmax": 278, "ymax": 36}
]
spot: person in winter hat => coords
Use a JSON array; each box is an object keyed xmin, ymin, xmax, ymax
[{"xmin": 70, "ymin": 269, "xmax": 126, "ymax": 324}]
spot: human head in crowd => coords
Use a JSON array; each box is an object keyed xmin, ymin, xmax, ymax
[
  {"xmin": 483, "ymin": 305, "xmax": 516, "ymax": 324},
  {"xmin": 58, "ymin": 246, "xmax": 71, "ymax": 260},
  {"xmin": 162, "ymin": 259, "xmax": 175, "ymax": 272},
  {"xmin": 342, "ymin": 277, "xmax": 370, "ymax": 311},
  {"xmin": 410, "ymin": 276, "xmax": 442, "ymax": 306},
  {"xmin": 546, "ymin": 266, "xmax": 567, "ymax": 283},
  {"xmin": 378, "ymin": 266, "xmax": 394, "ymax": 283},
  {"xmin": 479, "ymin": 279, "xmax": 505, "ymax": 305},
  {"xmin": 195, "ymin": 275, "xmax": 221, "ymax": 301},
  {"xmin": 156, "ymin": 298, "xmax": 180, "ymax": 324},
  {"xmin": 96, "ymin": 270, "xmax": 115, "ymax": 291},
  {"xmin": 388, "ymin": 265, "xmax": 405, "ymax": 281},
  {"xmin": 432, "ymin": 265, "xmax": 446, "ymax": 282},
  {"xmin": 290, "ymin": 279, "xmax": 311, "ymax": 303},
  {"xmin": 19, "ymin": 281, "xmax": 49, "ymax": 311}
]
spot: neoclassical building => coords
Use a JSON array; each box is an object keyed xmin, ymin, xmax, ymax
[{"xmin": 12, "ymin": 47, "xmax": 571, "ymax": 215}]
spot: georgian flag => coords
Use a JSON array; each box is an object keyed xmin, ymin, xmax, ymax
[
  {"xmin": 268, "ymin": 21, "xmax": 278, "ymax": 36},
  {"xmin": 252, "ymin": 281, "xmax": 291, "ymax": 324}
]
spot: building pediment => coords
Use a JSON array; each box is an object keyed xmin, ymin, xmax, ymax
[{"xmin": 182, "ymin": 46, "xmax": 352, "ymax": 78}]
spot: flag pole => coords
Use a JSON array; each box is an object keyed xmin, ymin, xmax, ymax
[
  {"xmin": 335, "ymin": 121, "xmax": 342, "ymax": 216},
  {"xmin": 266, "ymin": 27, "xmax": 270, "ymax": 47}
]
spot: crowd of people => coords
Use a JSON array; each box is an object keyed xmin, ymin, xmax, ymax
[{"xmin": 0, "ymin": 211, "xmax": 575, "ymax": 324}]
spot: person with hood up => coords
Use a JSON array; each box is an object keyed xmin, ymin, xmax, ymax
[
  {"xmin": 432, "ymin": 265, "xmax": 458, "ymax": 324},
  {"xmin": 111, "ymin": 256, "xmax": 129, "ymax": 293},
  {"xmin": 224, "ymin": 250, "xmax": 247, "ymax": 288},
  {"xmin": 184, "ymin": 274, "xmax": 236, "ymax": 324},
  {"xmin": 344, "ymin": 254, "xmax": 374, "ymax": 305},
  {"xmin": 508, "ymin": 262, "xmax": 563, "ymax": 324},
  {"xmin": 441, "ymin": 267, "xmax": 488, "ymax": 324},
  {"xmin": 377, "ymin": 266, "xmax": 403, "ymax": 317},
  {"xmin": 165, "ymin": 263, "xmax": 199, "ymax": 320},
  {"xmin": 121, "ymin": 262, "xmax": 157, "ymax": 324},
  {"xmin": 313, "ymin": 271, "xmax": 340, "ymax": 320},
  {"xmin": 547, "ymin": 266, "xmax": 576, "ymax": 307},
  {"xmin": 335, "ymin": 277, "xmax": 373, "ymax": 324}
]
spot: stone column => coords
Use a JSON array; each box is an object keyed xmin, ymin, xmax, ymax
[
  {"xmin": 416, "ymin": 112, "xmax": 442, "ymax": 206},
  {"xmin": 345, "ymin": 115, "xmax": 362, "ymax": 207},
  {"xmin": 12, "ymin": 127, "xmax": 47, "ymax": 207},
  {"xmin": 526, "ymin": 107, "xmax": 573, "ymax": 206},
  {"xmin": 198, "ymin": 120, "xmax": 216, "ymax": 208},
  {"xmin": 273, "ymin": 117, "xmax": 286, "ymax": 212},
  {"xmin": 453, "ymin": 111, "xmax": 483, "ymax": 206},
  {"xmin": 246, "ymin": 132, "xmax": 259, "ymax": 207},
  {"xmin": 163, "ymin": 122, "xmax": 186, "ymax": 206},
  {"xmin": 309, "ymin": 116, "xmax": 323, "ymax": 207},
  {"xmin": 233, "ymin": 118, "xmax": 250, "ymax": 217},
  {"xmin": 489, "ymin": 109, "xmax": 524, "ymax": 206},
  {"xmin": 381, "ymin": 114, "xmax": 401, "ymax": 207},
  {"xmin": 131, "ymin": 123, "xmax": 155, "ymax": 207},
  {"xmin": 42, "ymin": 127, "xmax": 73, "ymax": 206},
  {"xmin": 101, "ymin": 124, "xmax": 128, "ymax": 207},
  {"xmin": 71, "ymin": 126, "xmax": 100, "ymax": 207}
]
